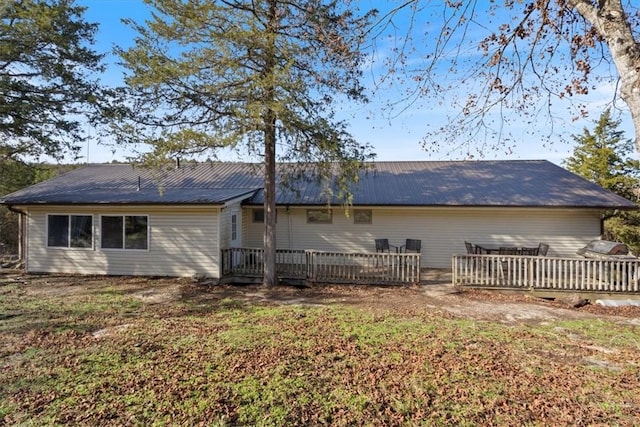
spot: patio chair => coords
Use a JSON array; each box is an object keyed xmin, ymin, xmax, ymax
[
  {"xmin": 400, "ymin": 239, "xmax": 421, "ymax": 253},
  {"xmin": 375, "ymin": 238, "xmax": 396, "ymax": 253},
  {"xmin": 465, "ymin": 241, "xmax": 486, "ymax": 254},
  {"xmin": 497, "ymin": 247, "xmax": 519, "ymax": 280},
  {"xmin": 464, "ymin": 241, "xmax": 482, "ymax": 270},
  {"xmin": 465, "ymin": 241, "xmax": 476, "ymax": 254},
  {"xmin": 537, "ymin": 243, "xmax": 549, "ymax": 256}
]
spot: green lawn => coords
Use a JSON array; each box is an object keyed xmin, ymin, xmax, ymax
[{"xmin": 1, "ymin": 275, "xmax": 639, "ymax": 426}]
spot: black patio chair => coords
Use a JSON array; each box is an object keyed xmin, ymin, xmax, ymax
[
  {"xmin": 375, "ymin": 238, "xmax": 397, "ymax": 253},
  {"xmin": 465, "ymin": 241, "xmax": 486, "ymax": 254},
  {"xmin": 537, "ymin": 243, "xmax": 549, "ymax": 256},
  {"xmin": 465, "ymin": 241, "xmax": 475, "ymax": 254},
  {"xmin": 400, "ymin": 239, "xmax": 421, "ymax": 253},
  {"xmin": 464, "ymin": 241, "xmax": 490, "ymax": 271}
]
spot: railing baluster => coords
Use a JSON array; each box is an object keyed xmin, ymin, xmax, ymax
[{"xmin": 452, "ymin": 254, "xmax": 640, "ymax": 295}]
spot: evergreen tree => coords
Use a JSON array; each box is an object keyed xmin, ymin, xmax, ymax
[
  {"xmin": 566, "ymin": 109, "xmax": 640, "ymax": 200},
  {"xmin": 115, "ymin": 0, "xmax": 377, "ymax": 286},
  {"xmin": 565, "ymin": 109, "xmax": 640, "ymax": 253},
  {"xmin": 0, "ymin": 0, "xmax": 105, "ymax": 163},
  {"xmin": 0, "ymin": 159, "xmax": 76, "ymax": 255},
  {"xmin": 0, "ymin": 158, "xmax": 36, "ymax": 256}
]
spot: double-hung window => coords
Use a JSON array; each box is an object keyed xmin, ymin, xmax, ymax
[
  {"xmin": 101, "ymin": 215, "xmax": 148, "ymax": 250},
  {"xmin": 47, "ymin": 214, "xmax": 93, "ymax": 248}
]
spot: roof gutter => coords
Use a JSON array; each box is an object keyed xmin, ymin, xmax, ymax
[{"xmin": 6, "ymin": 204, "xmax": 26, "ymax": 216}]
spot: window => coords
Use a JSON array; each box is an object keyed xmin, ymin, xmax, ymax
[
  {"xmin": 47, "ymin": 215, "xmax": 93, "ymax": 248},
  {"xmin": 252, "ymin": 208, "xmax": 277, "ymax": 223},
  {"xmin": 231, "ymin": 214, "xmax": 237, "ymax": 241},
  {"xmin": 252, "ymin": 209, "xmax": 264, "ymax": 223},
  {"xmin": 354, "ymin": 209, "xmax": 372, "ymax": 224},
  {"xmin": 101, "ymin": 215, "xmax": 148, "ymax": 250},
  {"xmin": 307, "ymin": 209, "xmax": 332, "ymax": 224}
]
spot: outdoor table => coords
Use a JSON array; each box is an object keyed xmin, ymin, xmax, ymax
[
  {"xmin": 477, "ymin": 245, "xmax": 500, "ymax": 254},
  {"xmin": 477, "ymin": 245, "xmax": 539, "ymax": 255}
]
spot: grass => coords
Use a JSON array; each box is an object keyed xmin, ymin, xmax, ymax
[{"xmin": 1, "ymin": 276, "xmax": 640, "ymax": 426}]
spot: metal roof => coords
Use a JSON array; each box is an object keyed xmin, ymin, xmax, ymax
[
  {"xmin": 0, "ymin": 163, "xmax": 262, "ymax": 205},
  {"xmin": 1, "ymin": 160, "xmax": 636, "ymax": 208}
]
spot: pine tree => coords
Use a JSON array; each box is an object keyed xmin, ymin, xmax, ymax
[
  {"xmin": 0, "ymin": 0, "xmax": 105, "ymax": 163},
  {"xmin": 565, "ymin": 109, "xmax": 640, "ymax": 253},
  {"xmin": 115, "ymin": 0, "xmax": 377, "ymax": 285},
  {"xmin": 566, "ymin": 109, "xmax": 639, "ymax": 200}
]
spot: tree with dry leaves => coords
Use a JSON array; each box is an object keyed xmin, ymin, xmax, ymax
[{"xmin": 375, "ymin": 0, "xmax": 640, "ymax": 156}]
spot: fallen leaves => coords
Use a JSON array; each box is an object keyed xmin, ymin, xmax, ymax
[{"xmin": 1, "ymin": 274, "xmax": 640, "ymax": 425}]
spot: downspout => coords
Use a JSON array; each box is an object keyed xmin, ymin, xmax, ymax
[{"xmin": 7, "ymin": 205, "xmax": 27, "ymax": 265}]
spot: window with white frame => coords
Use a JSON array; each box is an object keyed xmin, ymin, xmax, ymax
[
  {"xmin": 306, "ymin": 209, "xmax": 332, "ymax": 224},
  {"xmin": 101, "ymin": 215, "xmax": 148, "ymax": 250},
  {"xmin": 47, "ymin": 214, "xmax": 93, "ymax": 248},
  {"xmin": 353, "ymin": 209, "xmax": 372, "ymax": 224}
]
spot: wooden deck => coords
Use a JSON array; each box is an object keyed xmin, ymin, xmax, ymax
[
  {"xmin": 453, "ymin": 254, "xmax": 640, "ymax": 296},
  {"xmin": 221, "ymin": 248, "xmax": 421, "ymax": 285},
  {"xmin": 222, "ymin": 249, "xmax": 640, "ymax": 297}
]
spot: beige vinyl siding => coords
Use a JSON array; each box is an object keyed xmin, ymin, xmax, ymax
[
  {"xmin": 244, "ymin": 207, "xmax": 284, "ymax": 248},
  {"xmin": 24, "ymin": 205, "xmax": 221, "ymax": 277},
  {"xmin": 243, "ymin": 206, "xmax": 603, "ymax": 268}
]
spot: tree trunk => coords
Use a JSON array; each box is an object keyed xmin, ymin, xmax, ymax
[
  {"xmin": 626, "ymin": 92, "xmax": 640, "ymax": 155},
  {"xmin": 263, "ymin": 113, "xmax": 277, "ymax": 286},
  {"xmin": 262, "ymin": 0, "xmax": 278, "ymax": 287},
  {"xmin": 570, "ymin": 0, "xmax": 640, "ymax": 152}
]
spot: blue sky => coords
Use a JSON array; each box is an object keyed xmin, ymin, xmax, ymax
[{"xmin": 77, "ymin": 0, "xmax": 636, "ymax": 165}]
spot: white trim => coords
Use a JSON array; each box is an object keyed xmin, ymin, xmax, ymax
[
  {"xmin": 99, "ymin": 214, "xmax": 150, "ymax": 252},
  {"xmin": 222, "ymin": 190, "xmax": 260, "ymax": 208},
  {"xmin": 45, "ymin": 213, "xmax": 94, "ymax": 250},
  {"xmin": 231, "ymin": 213, "xmax": 238, "ymax": 241}
]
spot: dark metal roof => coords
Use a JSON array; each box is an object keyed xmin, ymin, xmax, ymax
[
  {"xmin": 1, "ymin": 160, "xmax": 636, "ymax": 208},
  {"xmin": 0, "ymin": 163, "xmax": 261, "ymax": 205}
]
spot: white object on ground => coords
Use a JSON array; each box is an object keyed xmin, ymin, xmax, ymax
[{"xmin": 595, "ymin": 299, "xmax": 640, "ymax": 307}]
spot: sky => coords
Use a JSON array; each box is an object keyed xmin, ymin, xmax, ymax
[{"xmin": 75, "ymin": 0, "xmax": 637, "ymax": 166}]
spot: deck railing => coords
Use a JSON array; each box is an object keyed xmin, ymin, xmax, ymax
[
  {"xmin": 453, "ymin": 254, "xmax": 640, "ymax": 293},
  {"xmin": 221, "ymin": 247, "xmax": 421, "ymax": 284}
]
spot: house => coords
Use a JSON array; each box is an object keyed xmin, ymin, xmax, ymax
[{"xmin": 1, "ymin": 160, "xmax": 636, "ymax": 278}]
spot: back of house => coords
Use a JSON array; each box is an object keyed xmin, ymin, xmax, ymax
[{"xmin": 1, "ymin": 160, "xmax": 635, "ymax": 278}]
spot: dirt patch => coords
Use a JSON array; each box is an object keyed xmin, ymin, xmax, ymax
[{"xmin": 3, "ymin": 271, "xmax": 640, "ymax": 324}]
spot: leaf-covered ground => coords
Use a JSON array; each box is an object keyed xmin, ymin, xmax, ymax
[{"xmin": 1, "ymin": 273, "xmax": 640, "ymax": 426}]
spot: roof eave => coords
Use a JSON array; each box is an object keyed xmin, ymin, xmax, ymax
[
  {"xmin": 1, "ymin": 201, "xmax": 227, "ymax": 206},
  {"xmin": 242, "ymin": 201, "xmax": 638, "ymax": 209}
]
